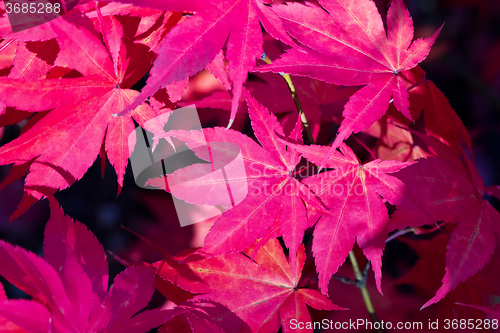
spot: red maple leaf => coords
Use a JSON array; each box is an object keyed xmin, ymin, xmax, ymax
[
  {"xmin": 395, "ymin": 232, "xmax": 500, "ymax": 322},
  {"xmin": 0, "ymin": 13, "xmax": 174, "ymax": 218},
  {"xmin": 282, "ymin": 141, "xmax": 415, "ymax": 295},
  {"xmin": 0, "ymin": 197, "xmax": 166, "ymax": 332},
  {"xmin": 187, "ymin": 72, "xmax": 359, "ymax": 141},
  {"xmin": 255, "ymin": 0, "xmax": 441, "ymax": 167},
  {"xmin": 405, "ymin": 66, "xmax": 472, "ymax": 153},
  {"xmin": 364, "ymin": 115, "xmax": 428, "ymax": 162},
  {"xmin": 152, "ymin": 89, "xmax": 324, "ymax": 274},
  {"xmin": 157, "ymin": 238, "xmax": 342, "ymax": 333},
  {"xmin": 111, "ymin": 0, "xmax": 294, "ymax": 127},
  {"xmin": 390, "ymin": 133, "xmax": 500, "ymax": 308}
]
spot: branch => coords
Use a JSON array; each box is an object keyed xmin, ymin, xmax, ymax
[
  {"xmin": 260, "ymin": 52, "xmax": 384, "ymax": 329},
  {"xmin": 348, "ymin": 251, "xmax": 386, "ymax": 333},
  {"xmin": 261, "ymin": 52, "xmax": 314, "ymax": 144}
]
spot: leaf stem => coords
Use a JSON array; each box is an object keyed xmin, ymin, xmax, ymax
[
  {"xmin": 348, "ymin": 251, "xmax": 385, "ymax": 333},
  {"xmin": 261, "ymin": 52, "xmax": 383, "ymax": 327},
  {"xmin": 261, "ymin": 52, "xmax": 315, "ymax": 144}
]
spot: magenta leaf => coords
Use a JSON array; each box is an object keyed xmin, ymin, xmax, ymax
[
  {"xmin": 0, "ymin": 300, "xmax": 51, "ymax": 333},
  {"xmin": 256, "ymin": 0, "xmax": 441, "ymax": 167},
  {"xmin": 105, "ymin": 265, "xmax": 158, "ymax": 333},
  {"xmin": 44, "ymin": 197, "xmax": 109, "ymax": 300}
]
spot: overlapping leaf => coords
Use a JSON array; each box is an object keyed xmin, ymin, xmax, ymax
[
  {"xmin": 154, "ymin": 90, "xmax": 324, "ymax": 273},
  {"xmin": 0, "ymin": 198, "xmax": 167, "ymax": 332},
  {"xmin": 0, "ymin": 13, "xmax": 172, "ymax": 217},
  {"xmin": 396, "ymin": 233, "xmax": 500, "ymax": 321},
  {"xmin": 256, "ymin": 0, "xmax": 441, "ymax": 167},
  {"xmin": 111, "ymin": 0, "xmax": 294, "ymax": 127},
  {"xmin": 187, "ymin": 72, "xmax": 360, "ymax": 141},
  {"xmin": 283, "ymin": 141, "xmax": 415, "ymax": 294},
  {"xmin": 390, "ymin": 133, "xmax": 500, "ymax": 308},
  {"xmin": 158, "ymin": 238, "xmax": 342, "ymax": 333},
  {"xmin": 364, "ymin": 115, "xmax": 428, "ymax": 161},
  {"xmin": 405, "ymin": 66, "xmax": 472, "ymax": 153}
]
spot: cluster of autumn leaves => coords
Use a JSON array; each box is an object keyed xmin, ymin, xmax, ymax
[{"xmin": 0, "ymin": 0, "xmax": 499, "ymax": 332}]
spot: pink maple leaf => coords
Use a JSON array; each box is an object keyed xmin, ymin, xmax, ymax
[
  {"xmin": 157, "ymin": 238, "xmax": 342, "ymax": 333},
  {"xmin": 0, "ymin": 14, "xmax": 170, "ymax": 218},
  {"xmin": 282, "ymin": 140, "xmax": 415, "ymax": 295},
  {"xmin": 390, "ymin": 133, "xmax": 500, "ymax": 308},
  {"xmin": 256, "ymin": 0, "xmax": 441, "ymax": 168},
  {"xmin": 153, "ymin": 89, "xmax": 325, "ymax": 275},
  {"xmin": 0, "ymin": 198, "xmax": 167, "ymax": 332},
  {"xmin": 111, "ymin": 0, "xmax": 294, "ymax": 128}
]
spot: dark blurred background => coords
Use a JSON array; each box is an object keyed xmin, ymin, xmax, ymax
[{"xmin": 409, "ymin": 0, "xmax": 500, "ymax": 187}]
